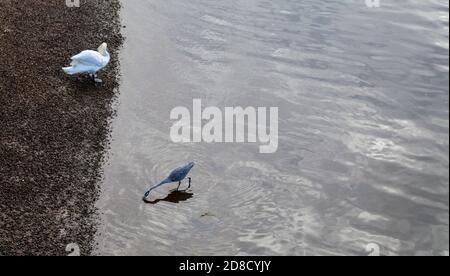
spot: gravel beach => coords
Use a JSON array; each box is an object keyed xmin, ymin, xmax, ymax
[{"xmin": 0, "ymin": 0, "xmax": 122, "ymax": 255}]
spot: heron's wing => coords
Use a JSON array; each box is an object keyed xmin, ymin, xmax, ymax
[
  {"xmin": 168, "ymin": 166, "xmax": 189, "ymax": 182},
  {"xmin": 71, "ymin": 50, "xmax": 104, "ymax": 67}
]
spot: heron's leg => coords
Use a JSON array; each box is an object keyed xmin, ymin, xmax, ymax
[
  {"xmin": 177, "ymin": 181, "xmax": 181, "ymax": 191},
  {"xmin": 188, "ymin": 177, "xmax": 191, "ymax": 189}
]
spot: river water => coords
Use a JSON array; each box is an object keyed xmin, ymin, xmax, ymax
[{"xmin": 96, "ymin": 0, "xmax": 449, "ymax": 256}]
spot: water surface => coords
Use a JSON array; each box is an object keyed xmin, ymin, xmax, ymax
[{"xmin": 97, "ymin": 0, "xmax": 449, "ymax": 256}]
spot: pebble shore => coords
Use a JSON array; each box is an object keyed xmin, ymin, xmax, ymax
[{"xmin": 0, "ymin": 0, "xmax": 123, "ymax": 255}]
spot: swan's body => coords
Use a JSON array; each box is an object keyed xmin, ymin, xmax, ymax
[
  {"xmin": 63, "ymin": 43, "xmax": 110, "ymax": 82},
  {"xmin": 144, "ymin": 162, "xmax": 195, "ymax": 199}
]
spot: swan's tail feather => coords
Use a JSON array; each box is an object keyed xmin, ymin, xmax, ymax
[{"xmin": 62, "ymin": 67, "xmax": 76, "ymax": 75}]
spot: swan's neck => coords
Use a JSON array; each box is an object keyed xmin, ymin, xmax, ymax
[{"xmin": 102, "ymin": 51, "xmax": 110, "ymax": 64}]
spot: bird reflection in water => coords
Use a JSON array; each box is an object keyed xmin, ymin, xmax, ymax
[{"xmin": 143, "ymin": 190, "xmax": 194, "ymax": 205}]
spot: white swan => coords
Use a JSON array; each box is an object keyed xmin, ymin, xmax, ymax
[{"xmin": 62, "ymin": 43, "xmax": 110, "ymax": 83}]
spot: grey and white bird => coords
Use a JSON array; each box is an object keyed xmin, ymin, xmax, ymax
[
  {"xmin": 62, "ymin": 42, "xmax": 110, "ymax": 83},
  {"xmin": 144, "ymin": 162, "xmax": 195, "ymax": 200}
]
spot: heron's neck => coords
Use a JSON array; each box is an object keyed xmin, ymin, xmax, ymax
[{"xmin": 148, "ymin": 183, "xmax": 162, "ymax": 193}]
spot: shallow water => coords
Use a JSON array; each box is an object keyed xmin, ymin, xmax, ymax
[{"xmin": 97, "ymin": 0, "xmax": 449, "ymax": 256}]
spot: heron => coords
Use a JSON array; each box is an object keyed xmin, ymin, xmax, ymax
[
  {"xmin": 62, "ymin": 42, "xmax": 110, "ymax": 83},
  {"xmin": 144, "ymin": 162, "xmax": 195, "ymax": 200}
]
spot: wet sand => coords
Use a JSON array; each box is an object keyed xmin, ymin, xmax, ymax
[{"xmin": 0, "ymin": 0, "xmax": 122, "ymax": 255}]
